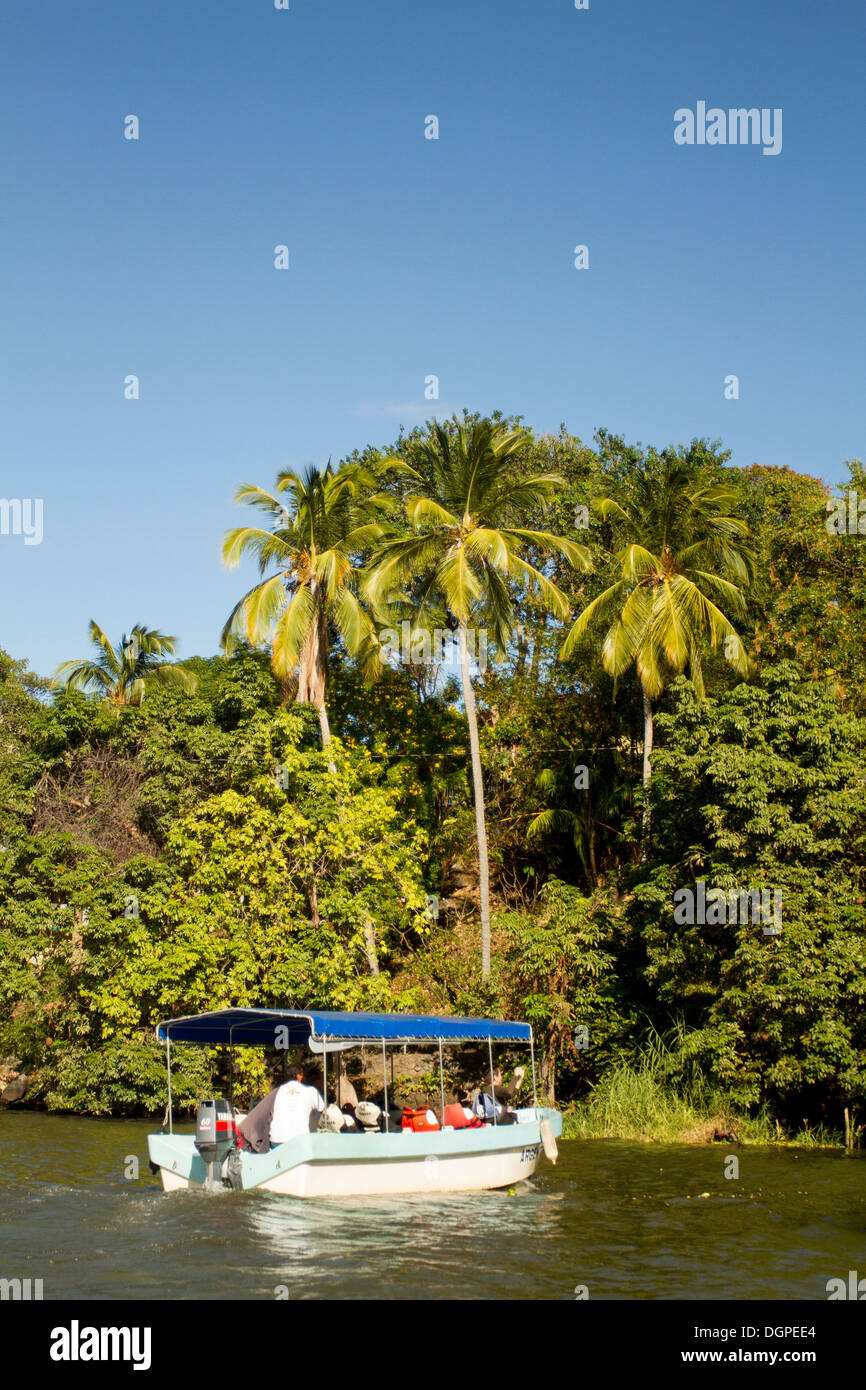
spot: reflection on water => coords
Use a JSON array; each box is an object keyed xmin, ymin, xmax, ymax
[
  {"xmin": 1, "ymin": 1112, "xmax": 864, "ymax": 1300},
  {"xmin": 247, "ymin": 1179, "xmax": 566, "ymax": 1299}
]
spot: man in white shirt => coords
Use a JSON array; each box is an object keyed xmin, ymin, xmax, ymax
[{"xmin": 269, "ymin": 1065, "xmax": 325, "ymax": 1145}]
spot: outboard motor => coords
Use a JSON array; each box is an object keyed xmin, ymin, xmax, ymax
[{"xmin": 194, "ymin": 1098, "xmax": 236, "ymax": 1187}]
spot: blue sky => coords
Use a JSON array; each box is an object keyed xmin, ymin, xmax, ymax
[{"xmin": 2, "ymin": 0, "xmax": 864, "ymax": 678}]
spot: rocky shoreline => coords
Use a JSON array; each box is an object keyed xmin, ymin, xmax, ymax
[{"xmin": 0, "ymin": 1055, "xmax": 30, "ymax": 1106}]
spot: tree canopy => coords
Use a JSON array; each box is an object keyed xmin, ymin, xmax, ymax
[{"xmin": 1, "ymin": 415, "xmax": 863, "ymax": 1136}]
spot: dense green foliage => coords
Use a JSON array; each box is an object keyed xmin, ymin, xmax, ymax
[{"xmin": 1, "ymin": 417, "xmax": 864, "ymax": 1137}]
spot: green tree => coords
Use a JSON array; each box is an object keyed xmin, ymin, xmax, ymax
[
  {"xmin": 561, "ymin": 449, "xmax": 754, "ymax": 850},
  {"xmin": 631, "ymin": 664, "xmax": 866, "ymax": 1123},
  {"xmin": 738, "ymin": 460, "xmax": 866, "ymax": 714},
  {"xmin": 498, "ymin": 878, "xmax": 616, "ymax": 1101},
  {"xmin": 54, "ymin": 622, "xmax": 197, "ymax": 707},
  {"xmin": 525, "ymin": 743, "xmax": 631, "ymax": 889},
  {"xmin": 221, "ymin": 458, "xmax": 400, "ymax": 751},
  {"xmin": 366, "ymin": 416, "xmax": 591, "ymax": 975},
  {"xmin": 88, "ymin": 718, "xmax": 429, "ymax": 1036},
  {"xmin": 0, "ymin": 707, "xmax": 431, "ymax": 1113},
  {"xmin": 0, "ymin": 829, "xmax": 210, "ymax": 1115},
  {"xmin": 0, "ymin": 649, "xmax": 46, "ymax": 840}
]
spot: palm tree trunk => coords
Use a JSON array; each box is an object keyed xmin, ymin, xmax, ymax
[
  {"xmin": 586, "ymin": 791, "xmax": 598, "ymax": 887},
  {"xmin": 296, "ymin": 621, "xmax": 321, "ymax": 705},
  {"xmin": 317, "ymin": 700, "xmax": 334, "ymax": 748},
  {"xmin": 690, "ymin": 645, "xmax": 704, "ymax": 698},
  {"xmin": 641, "ymin": 684, "xmax": 653, "ymax": 857},
  {"xmin": 459, "ymin": 622, "xmax": 491, "ymax": 977},
  {"xmin": 528, "ymin": 628, "xmax": 542, "ymax": 697},
  {"xmin": 317, "ymin": 701, "xmax": 337, "ymax": 777},
  {"xmin": 298, "ymin": 585, "xmax": 337, "ymax": 774}
]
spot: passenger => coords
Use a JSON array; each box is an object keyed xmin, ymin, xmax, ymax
[
  {"xmin": 335, "ymin": 1061, "xmax": 358, "ymax": 1110},
  {"xmin": 269, "ymin": 1064, "xmax": 325, "ymax": 1145},
  {"xmin": 238, "ymin": 1086, "xmax": 280, "ymax": 1153},
  {"xmin": 378, "ymin": 1106, "xmax": 404, "ymax": 1133},
  {"xmin": 471, "ymin": 1065, "xmax": 525, "ymax": 1124},
  {"xmin": 354, "ymin": 1101, "xmax": 382, "ymax": 1133},
  {"xmin": 367, "ymin": 1087, "xmax": 405, "ymax": 1132},
  {"xmin": 491, "ymin": 1065, "xmax": 525, "ymax": 1107},
  {"xmin": 318, "ymin": 1102, "xmax": 347, "ymax": 1132}
]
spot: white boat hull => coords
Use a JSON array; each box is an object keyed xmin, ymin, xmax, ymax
[{"xmin": 148, "ymin": 1107, "xmax": 561, "ymax": 1199}]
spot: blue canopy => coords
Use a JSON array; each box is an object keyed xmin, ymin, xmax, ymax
[{"xmin": 157, "ymin": 1007, "xmax": 531, "ymax": 1046}]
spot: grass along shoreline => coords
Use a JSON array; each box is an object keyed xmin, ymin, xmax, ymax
[{"xmin": 561, "ymin": 1061, "xmax": 848, "ymax": 1148}]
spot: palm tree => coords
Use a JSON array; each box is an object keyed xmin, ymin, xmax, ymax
[
  {"xmin": 526, "ymin": 744, "xmax": 630, "ymax": 888},
  {"xmin": 366, "ymin": 417, "xmax": 592, "ymax": 976},
  {"xmin": 221, "ymin": 458, "xmax": 398, "ymax": 751},
  {"xmin": 560, "ymin": 455, "xmax": 754, "ymax": 851},
  {"xmin": 54, "ymin": 622, "xmax": 198, "ymax": 706}
]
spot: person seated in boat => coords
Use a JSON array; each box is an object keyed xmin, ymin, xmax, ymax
[
  {"xmin": 237, "ymin": 1086, "xmax": 280, "ymax": 1153},
  {"xmin": 470, "ymin": 1065, "xmax": 525, "ymax": 1124},
  {"xmin": 367, "ymin": 1086, "xmax": 406, "ymax": 1132},
  {"xmin": 493, "ymin": 1064, "xmax": 525, "ymax": 1105},
  {"xmin": 269, "ymin": 1064, "xmax": 325, "ymax": 1145},
  {"xmin": 318, "ymin": 1102, "xmax": 350, "ymax": 1132},
  {"xmin": 334, "ymin": 1059, "xmax": 358, "ymax": 1110}
]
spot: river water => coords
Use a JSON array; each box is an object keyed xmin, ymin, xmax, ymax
[{"xmin": 1, "ymin": 1113, "xmax": 863, "ymax": 1300}]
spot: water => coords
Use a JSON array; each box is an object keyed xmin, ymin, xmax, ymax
[{"xmin": 1, "ymin": 1112, "xmax": 864, "ymax": 1300}]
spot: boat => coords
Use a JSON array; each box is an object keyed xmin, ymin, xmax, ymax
[{"xmin": 146, "ymin": 1007, "xmax": 562, "ymax": 1198}]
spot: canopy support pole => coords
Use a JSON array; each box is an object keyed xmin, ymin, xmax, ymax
[
  {"xmin": 322, "ymin": 1040, "xmax": 328, "ymax": 1109},
  {"xmin": 488, "ymin": 1037, "xmax": 497, "ymax": 1126},
  {"xmin": 166, "ymin": 1033, "xmax": 173, "ymax": 1134},
  {"xmin": 438, "ymin": 1038, "xmax": 446, "ymax": 1122},
  {"xmin": 529, "ymin": 1029, "xmax": 538, "ymax": 1106},
  {"xmin": 229, "ymin": 1027, "xmax": 235, "ymax": 1116},
  {"xmin": 382, "ymin": 1039, "xmax": 389, "ymax": 1127}
]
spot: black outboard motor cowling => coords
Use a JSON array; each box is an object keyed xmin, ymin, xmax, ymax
[{"xmin": 194, "ymin": 1098, "xmax": 236, "ymax": 1186}]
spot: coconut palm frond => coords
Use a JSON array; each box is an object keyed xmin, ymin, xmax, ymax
[{"xmin": 55, "ymin": 623, "xmax": 194, "ymax": 705}]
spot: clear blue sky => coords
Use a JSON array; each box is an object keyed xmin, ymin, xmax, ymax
[{"xmin": 2, "ymin": 0, "xmax": 863, "ymax": 678}]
